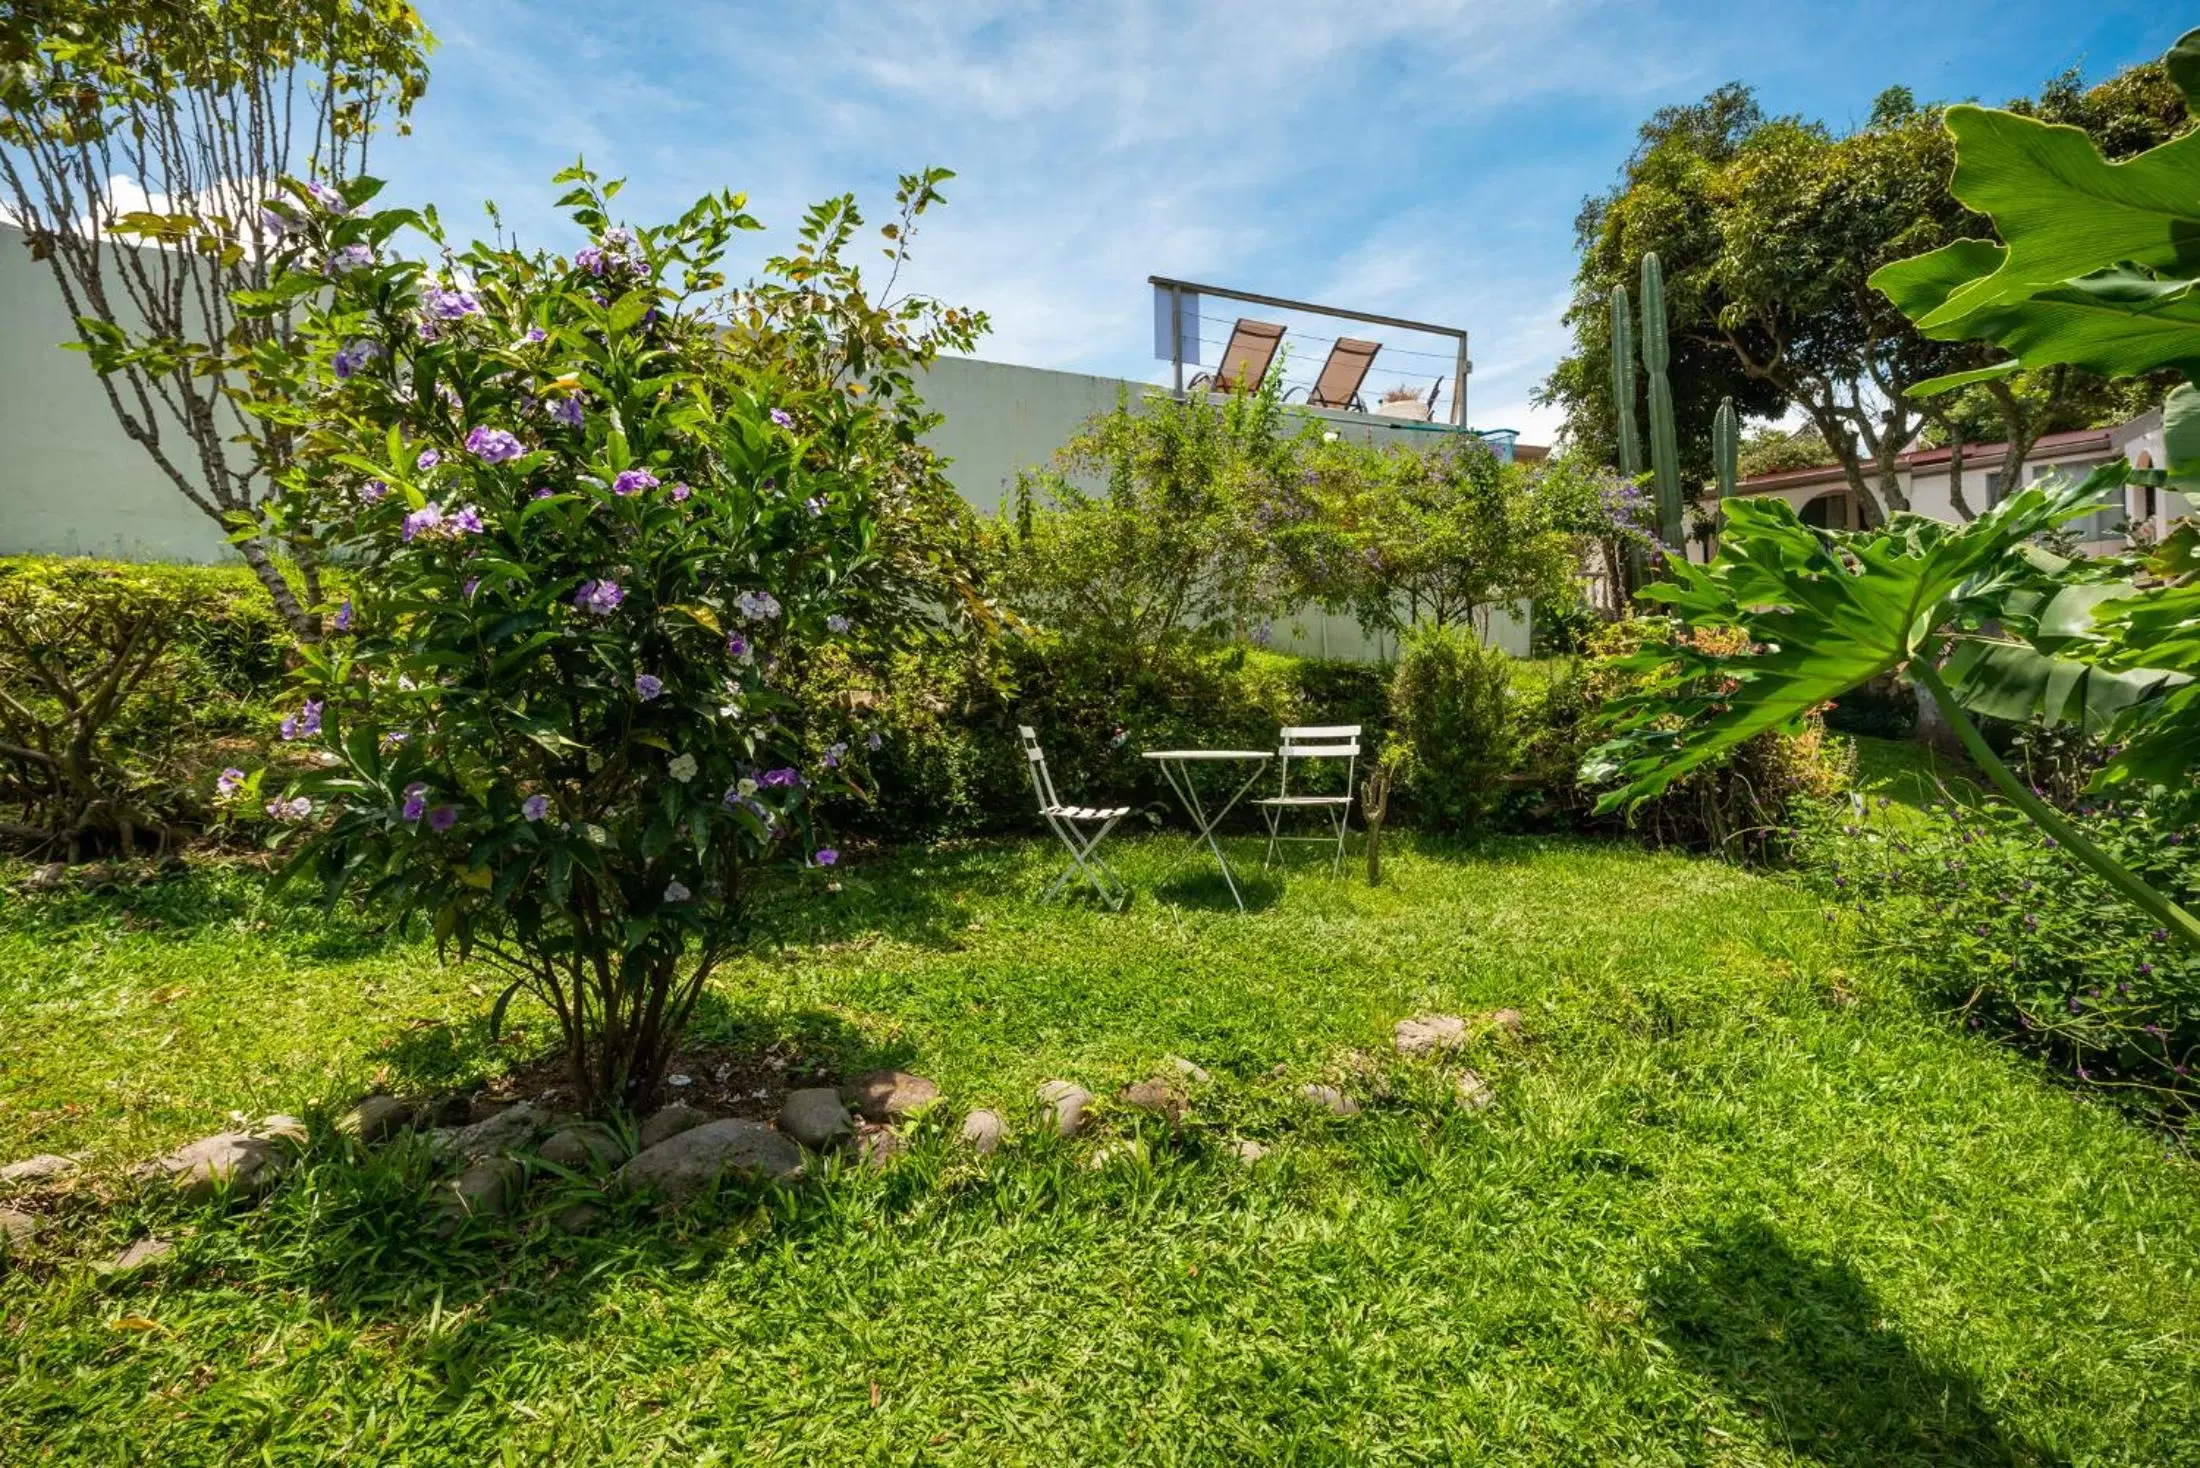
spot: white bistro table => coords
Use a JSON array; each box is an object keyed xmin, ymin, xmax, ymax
[{"xmin": 1142, "ymin": 749, "xmax": 1273, "ymax": 911}]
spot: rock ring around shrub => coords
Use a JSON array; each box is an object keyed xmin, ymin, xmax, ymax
[{"xmin": 616, "ymin": 1119, "xmax": 805, "ymax": 1206}]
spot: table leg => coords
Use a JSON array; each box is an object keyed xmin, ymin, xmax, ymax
[{"xmin": 1155, "ymin": 758, "xmax": 1268, "ymax": 912}]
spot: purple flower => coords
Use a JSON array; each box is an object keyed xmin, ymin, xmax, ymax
[
  {"xmin": 305, "ymin": 180, "xmax": 345, "ymax": 210},
  {"xmin": 548, "ymin": 395, "xmax": 584, "ymax": 429},
  {"xmin": 266, "ymin": 795, "xmax": 313, "ymax": 822},
  {"xmin": 814, "ymin": 848, "xmax": 839, "ymax": 867},
  {"xmin": 636, "ymin": 673, "xmax": 664, "ymax": 701},
  {"xmin": 669, "ymin": 482, "xmax": 692, "ymax": 503},
  {"xmin": 416, "ymin": 317, "xmax": 442, "ymax": 343},
  {"xmin": 327, "ymin": 243, "xmax": 374, "ymax": 275},
  {"xmin": 401, "ymin": 504, "xmax": 443, "ymax": 542},
  {"xmin": 574, "ymin": 245, "xmax": 605, "ymax": 276},
  {"xmin": 612, "ymin": 469, "xmax": 659, "ymax": 497},
  {"xmin": 358, "ymin": 479, "xmax": 388, "ymax": 505},
  {"xmin": 333, "ymin": 598, "xmax": 353, "ymax": 632},
  {"xmin": 417, "ymin": 449, "xmax": 441, "ymax": 471},
  {"xmin": 259, "ymin": 206, "xmax": 291, "ymax": 239},
  {"xmin": 449, "ymin": 505, "xmax": 485, "ymax": 536},
  {"xmin": 663, "ymin": 880, "xmax": 691, "ymax": 903},
  {"xmin": 279, "ymin": 699, "xmax": 323, "ymax": 741},
  {"xmin": 401, "ymin": 784, "xmax": 428, "ymax": 822},
  {"xmin": 521, "ymin": 793, "xmax": 550, "ymax": 822},
  {"xmin": 867, "ymin": 731, "xmax": 882, "ymax": 752},
  {"xmin": 423, "ymin": 284, "xmax": 482, "ymax": 319},
  {"xmin": 427, "ymin": 805, "xmax": 458, "ymax": 832},
  {"xmin": 525, "ymin": 326, "xmax": 548, "ymax": 344},
  {"xmin": 466, "ymin": 426, "xmax": 525, "ymax": 464},
  {"xmin": 769, "ymin": 408, "xmax": 794, "ymax": 428},
  {"xmin": 735, "ymin": 589, "xmax": 781, "ymax": 622},
  {"xmin": 216, "ymin": 768, "xmax": 246, "ymax": 797},
  {"xmin": 758, "ymin": 767, "xmax": 802, "ymax": 789},
  {"xmin": 804, "ymin": 496, "xmax": 826, "ymax": 518},
  {"xmin": 532, "ymin": 486, "xmax": 555, "ymax": 500},
  {"xmin": 2154, "ymin": 929, "xmax": 2169, "ymax": 943},
  {"xmin": 462, "ymin": 577, "xmax": 480, "ymax": 599},
  {"xmin": 333, "ymin": 339, "xmax": 381, "ymax": 379},
  {"xmin": 726, "ymin": 632, "xmax": 751, "ymax": 661},
  {"xmin": 2140, "ymin": 962, "xmax": 2156, "ymax": 976},
  {"xmin": 573, "ymin": 578, "xmax": 624, "ymax": 615}
]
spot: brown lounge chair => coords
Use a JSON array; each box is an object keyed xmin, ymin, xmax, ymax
[
  {"xmin": 1192, "ymin": 317, "xmax": 1286, "ymax": 395},
  {"xmin": 1296, "ymin": 336, "xmax": 1380, "ymax": 412}
]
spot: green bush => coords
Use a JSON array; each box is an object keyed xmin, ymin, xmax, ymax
[
  {"xmin": 1799, "ymin": 791, "xmax": 2200, "ymax": 1118},
  {"xmin": 1387, "ymin": 624, "xmax": 1515, "ymax": 834},
  {"xmin": 0, "ymin": 556, "xmax": 294, "ymax": 855}
]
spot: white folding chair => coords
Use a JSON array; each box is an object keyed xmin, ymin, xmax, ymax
[
  {"xmin": 1020, "ymin": 725, "xmax": 1130, "ymax": 908},
  {"xmin": 1255, "ymin": 724, "xmax": 1360, "ymax": 875}
]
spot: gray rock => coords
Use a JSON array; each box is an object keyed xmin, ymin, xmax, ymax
[
  {"xmin": 959, "ymin": 1108, "xmax": 1007, "ymax": 1155},
  {"xmin": 1300, "ymin": 1084, "xmax": 1361, "ymax": 1117},
  {"xmin": 1479, "ymin": 1007, "xmax": 1526, "ymax": 1042},
  {"xmin": 142, "ymin": 1131, "xmax": 286, "ymax": 1202},
  {"xmin": 0, "ymin": 1208, "xmax": 38, "ymax": 1253},
  {"xmin": 1037, "ymin": 1080, "xmax": 1094, "ymax": 1137},
  {"xmin": 1168, "ymin": 1056, "xmax": 1212, "ymax": 1084},
  {"xmin": 335, "ymin": 1095, "xmax": 412, "ymax": 1144},
  {"xmin": 0, "ymin": 1153, "xmax": 78, "ymax": 1186},
  {"xmin": 1231, "ymin": 1137, "xmax": 1270, "ymax": 1164},
  {"xmin": 103, "ymin": 1237, "xmax": 173, "ymax": 1273},
  {"xmin": 617, "ymin": 1119, "xmax": 804, "ymax": 1205},
  {"xmin": 1118, "ymin": 1076, "xmax": 1186, "ymax": 1121},
  {"xmin": 1454, "ymin": 1070, "xmax": 1495, "ymax": 1112},
  {"xmin": 638, "ymin": 1103, "xmax": 713, "ymax": 1150},
  {"xmin": 433, "ymin": 1157, "xmax": 521, "ymax": 1237},
  {"xmin": 840, "ymin": 1069, "xmax": 941, "ymax": 1122},
  {"xmin": 779, "ymin": 1088, "xmax": 852, "ymax": 1150},
  {"xmin": 536, "ymin": 1123, "xmax": 624, "ymax": 1172},
  {"xmin": 1393, "ymin": 1014, "xmax": 1469, "ymax": 1058},
  {"xmin": 434, "ymin": 1101, "xmax": 553, "ymax": 1162},
  {"xmin": 21, "ymin": 862, "xmax": 66, "ymax": 893}
]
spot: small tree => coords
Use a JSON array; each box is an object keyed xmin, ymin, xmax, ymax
[
  {"xmin": 255, "ymin": 166, "xmax": 930, "ymax": 1112},
  {"xmin": 0, "ymin": 1, "xmax": 433, "ymax": 636}
]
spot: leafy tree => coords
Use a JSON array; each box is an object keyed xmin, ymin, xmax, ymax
[
  {"xmin": 251, "ymin": 167, "xmax": 929, "ymax": 1113},
  {"xmin": 0, "ymin": 0, "xmax": 434, "ymax": 637},
  {"xmin": 1545, "ymin": 65, "xmax": 2190, "ymax": 525},
  {"xmin": 999, "ymin": 380, "xmax": 1290, "ymax": 661},
  {"xmin": 1736, "ymin": 424, "xmax": 1834, "ymax": 478}
]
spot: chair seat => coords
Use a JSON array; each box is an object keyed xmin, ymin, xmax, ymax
[
  {"xmin": 1253, "ymin": 794, "xmax": 1351, "ymax": 807},
  {"xmin": 1044, "ymin": 804, "xmax": 1129, "ymax": 822}
]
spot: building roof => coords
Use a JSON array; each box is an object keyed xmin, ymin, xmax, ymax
[{"xmin": 1737, "ymin": 425, "xmax": 2123, "ymax": 495}]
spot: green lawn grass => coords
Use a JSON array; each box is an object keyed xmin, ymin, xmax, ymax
[{"xmin": 5, "ymin": 833, "xmax": 2200, "ymax": 1464}]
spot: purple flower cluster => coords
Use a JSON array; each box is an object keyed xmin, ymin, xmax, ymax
[
  {"xmin": 402, "ymin": 783, "xmax": 428, "ymax": 822},
  {"xmin": 279, "ymin": 699, "xmax": 323, "ymax": 741},
  {"xmin": 574, "ymin": 227, "xmax": 644, "ymax": 279},
  {"xmin": 358, "ymin": 478, "xmax": 388, "ymax": 505},
  {"xmin": 327, "ymin": 244, "xmax": 374, "ymax": 275},
  {"xmin": 465, "ymin": 425, "xmax": 526, "ymax": 464},
  {"xmin": 669, "ymin": 482, "xmax": 692, "ymax": 503},
  {"xmin": 612, "ymin": 468, "xmax": 660, "ymax": 497},
  {"xmin": 757, "ymin": 767, "xmax": 802, "ymax": 789},
  {"xmin": 305, "ymin": 180, "xmax": 345, "ymax": 211},
  {"xmin": 734, "ymin": 589, "xmax": 781, "ymax": 623},
  {"xmin": 265, "ymin": 795, "xmax": 313, "ymax": 822},
  {"xmin": 333, "ymin": 339, "xmax": 382, "ymax": 379},
  {"xmin": 636, "ymin": 673, "xmax": 664, "ymax": 700},
  {"xmin": 522, "ymin": 793, "xmax": 551, "ymax": 822},
  {"xmin": 216, "ymin": 768, "xmax": 247, "ymax": 797},
  {"xmin": 548, "ymin": 395, "xmax": 584, "ymax": 429},
  {"xmin": 423, "ymin": 284, "xmax": 482, "ymax": 319},
  {"xmin": 401, "ymin": 502, "xmax": 485, "ymax": 543},
  {"xmin": 573, "ymin": 578, "xmax": 624, "ymax": 615}
]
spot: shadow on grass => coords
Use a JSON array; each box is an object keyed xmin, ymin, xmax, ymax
[
  {"xmin": 1649, "ymin": 1220, "xmax": 2063, "ymax": 1467},
  {"xmin": 1151, "ymin": 867, "xmax": 1283, "ymax": 913}
]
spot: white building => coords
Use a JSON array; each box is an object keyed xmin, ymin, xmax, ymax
[{"xmin": 1729, "ymin": 410, "xmax": 2175, "ymax": 553}]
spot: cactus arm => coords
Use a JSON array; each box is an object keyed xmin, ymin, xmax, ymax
[{"xmin": 1639, "ymin": 254, "xmax": 1684, "ymax": 550}]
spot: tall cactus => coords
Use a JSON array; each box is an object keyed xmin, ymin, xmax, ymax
[
  {"xmin": 1712, "ymin": 396, "xmax": 1738, "ymax": 501},
  {"xmin": 1639, "ymin": 253, "xmax": 1684, "ymax": 549},
  {"xmin": 1607, "ymin": 285, "xmax": 1641, "ymax": 480}
]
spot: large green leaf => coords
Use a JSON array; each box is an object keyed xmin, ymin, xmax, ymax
[
  {"xmin": 1917, "ymin": 266, "xmax": 2200, "ymax": 380},
  {"xmin": 1583, "ymin": 469, "xmax": 2113, "ymax": 812},
  {"xmin": 1916, "ymin": 104, "xmax": 2200, "ymax": 332},
  {"xmin": 1941, "ymin": 637, "xmax": 2185, "ymax": 734}
]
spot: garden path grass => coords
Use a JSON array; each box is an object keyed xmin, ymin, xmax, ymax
[{"xmin": 4, "ymin": 834, "xmax": 2199, "ymax": 1463}]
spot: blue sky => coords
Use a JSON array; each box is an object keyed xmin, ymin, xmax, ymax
[{"xmin": 378, "ymin": 0, "xmax": 2169, "ymax": 444}]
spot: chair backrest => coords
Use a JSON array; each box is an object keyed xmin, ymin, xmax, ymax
[
  {"xmin": 1018, "ymin": 724, "xmax": 1063, "ymax": 811},
  {"xmin": 1307, "ymin": 337, "xmax": 1380, "ymax": 410},
  {"xmin": 1277, "ymin": 723, "xmax": 1361, "ymax": 796},
  {"xmin": 1213, "ymin": 318, "xmax": 1286, "ymax": 394}
]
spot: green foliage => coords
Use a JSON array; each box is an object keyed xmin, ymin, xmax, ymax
[
  {"xmin": 1736, "ymin": 423, "xmax": 1834, "ymax": 478},
  {"xmin": 1801, "ymin": 790, "xmax": 2200, "ymax": 1117},
  {"xmin": 998, "ymin": 381, "xmax": 1289, "ymax": 661},
  {"xmin": 0, "ymin": 558, "xmax": 291, "ymax": 856},
  {"xmin": 1387, "ymin": 624, "xmax": 1515, "ymax": 834},
  {"xmin": 244, "ymin": 165, "xmax": 955, "ymax": 1112}
]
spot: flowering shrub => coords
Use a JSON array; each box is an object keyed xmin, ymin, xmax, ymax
[
  {"xmin": 1798, "ymin": 793, "xmax": 2200, "ymax": 1116},
  {"xmin": 249, "ymin": 166, "xmax": 927, "ymax": 1111}
]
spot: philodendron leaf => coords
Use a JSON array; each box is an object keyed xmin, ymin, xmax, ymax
[
  {"xmin": 2167, "ymin": 25, "xmax": 2200, "ymax": 111},
  {"xmin": 1942, "ymin": 637, "xmax": 2185, "ymax": 734},
  {"xmin": 1915, "ymin": 104, "xmax": 2200, "ymax": 332},
  {"xmin": 1583, "ymin": 468, "xmax": 2113, "ymax": 813}
]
